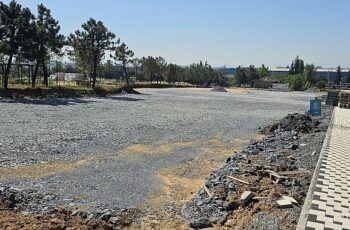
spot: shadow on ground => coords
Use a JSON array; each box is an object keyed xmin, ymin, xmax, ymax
[
  {"xmin": 0, "ymin": 98, "xmax": 97, "ymax": 106},
  {"xmin": 109, "ymin": 96, "xmax": 145, "ymax": 102}
]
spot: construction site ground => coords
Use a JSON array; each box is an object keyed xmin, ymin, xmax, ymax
[{"xmin": 0, "ymin": 88, "xmax": 324, "ymax": 229}]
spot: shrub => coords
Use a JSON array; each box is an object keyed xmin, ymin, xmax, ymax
[
  {"xmin": 316, "ymin": 80, "xmax": 326, "ymax": 89},
  {"xmin": 288, "ymin": 74, "xmax": 310, "ymax": 91}
]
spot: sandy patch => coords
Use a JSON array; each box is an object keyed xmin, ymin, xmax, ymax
[
  {"xmin": 225, "ymin": 87, "xmax": 249, "ymax": 94},
  {"xmin": 128, "ymin": 134, "xmax": 255, "ymax": 229},
  {"xmin": 117, "ymin": 144, "xmax": 174, "ymax": 157},
  {"xmin": 0, "ymin": 160, "xmax": 87, "ymax": 179},
  {"xmin": 116, "ymin": 140, "xmax": 200, "ymax": 158}
]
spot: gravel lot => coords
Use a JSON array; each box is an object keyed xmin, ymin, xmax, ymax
[{"xmin": 0, "ymin": 88, "xmax": 319, "ymax": 211}]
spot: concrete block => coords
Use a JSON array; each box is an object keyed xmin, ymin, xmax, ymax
[
  {"xmin": 282, "ymin": 196, "xmax": 298, "ymax": 204},
  {"xmin": 277, "ymin": 199, "xmax": 293, "ymax": 208},
  {"xmin": 240, "ymin": 191, "xmax": 254, "ymax": 203}
]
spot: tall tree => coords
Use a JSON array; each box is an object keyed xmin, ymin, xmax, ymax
[
  {"xmin": 304, "ymin": 64, "xmax": 316, "ymax": 86},
  {"xmin": 131, "ymin": 58, "xmax": 140, "ymax": 81},
  {"xmin": 29, "ymin": 4, "xmax": 64, "ymax": 87},
  {"xmin": 101, "ymin": 60, "xmax": 116, "ymax": 79},
  {"xmin": 155, "ymin": 56, "xmax": 166, "ymax": 83},
  {"xmin": 139, "ymin": 57, "xmax": 147, "ymax": 81},
  {"xmin": 335, "ymin": 65, "xmax": 342, "ymax": 85},
  {"xmin": 235, "ymin": 66, "xmax": 247, "ymax": 86},
  {"xmin": 289, "ymin": 56, "xmax": 304, "ymax": 75},
  {"xmin": 69, "ymin": 18, "xmax": 116, "ymax": 88},
  {"xmin": 143, "ymin": 56, "xmax": 157, "ymax": 82},
  {"xmin": 114, "ymin": 42, "xmax": 134, "ymax": 87},
  {"xmin": 166, "ymin": 63, "xmax": 177, "ymax": 84},
  {"xmin": 257, "ymin": 64, "xmax": 269, "ymax": 78},
  {"xmin": 248, "ymin": 65, "xmax": 258, "ymax": 85},
  {"xmin": 0, "ymin": 0, "xmax": 33, "ymax": 88}
]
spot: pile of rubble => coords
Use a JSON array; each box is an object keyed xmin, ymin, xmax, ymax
[
  {"xmin": 262, "ymin": 113, "xmax": 320, "ymax": 134},
  {"xmin": 181, "ymin": 110, "xmax": 330, "ymax": 229},
  {"xmin": 326, "ymin": 91, "xmax": 339, "ymax": 106},
  {"xmin": 339, "ymin": 90, "xmax": 350, "ymax": 109},
  {"xmin": 211, "ymin": 86, "xmax": 227, "ymax": 92},
  {"xmin": 0, "ymin": 185, "xmax": 140, "ymax": 228},
  {"xmin": 0, "ymin": 186, "xmax": 60, "ymax": 213}
]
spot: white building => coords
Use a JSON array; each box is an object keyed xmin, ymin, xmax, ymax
[{"xmin": 269, "ymin": 67, "xmax": 350, "ymax": 81}]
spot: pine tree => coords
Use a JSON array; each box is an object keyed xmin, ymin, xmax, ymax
[
  {"xmin": 289, "ymin": 56, "xmax": 305, "ymax": 75},
  {"xmin": 29, "ymin": 4, "xmax": 65, "ymax": 87},
  {"xmin": 335, "ymin": 66, "xmax": 342, "ymax": 85},
  {"xmin": 69, "ymin": 18, "xmax": 116, "ymax": 88},
  {"xmin": 114, "ymin": 42, "xmax": 134, "ymax": 87},
  {"xmin": 0, "ymin": 0, "xmax": 33, "ymax": 88}
]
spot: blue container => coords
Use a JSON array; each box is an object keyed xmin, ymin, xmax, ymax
[{"xmin": 310, "ymin": 99, "xmax": 321, "ymax": 116}]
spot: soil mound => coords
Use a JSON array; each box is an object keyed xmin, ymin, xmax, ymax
[
  {"xmin": 262, "ymin": 113, "xmax": 320, "ymax": 134},
  {"xmin": 211, "ymin": 87, "xmax": 227, "ymax": 92}
]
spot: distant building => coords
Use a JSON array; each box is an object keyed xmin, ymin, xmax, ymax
[
  {"xmin": 52, "ymin": 72, "xmax": 86, "ymax": 81},
  {"xmin": 269, "ymin": 67, "xmax": 350, "ymax": 82}
]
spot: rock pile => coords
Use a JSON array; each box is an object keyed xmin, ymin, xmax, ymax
[
  {"xmin": 339, "ymin": 90, "xmax": 350, "ymax": 109},
  {"xmin": 262, "ymin": 113, "xmax": 320, "ymax": 134},
  {"xmin": 181, "ymin": 112, "xmax": 327, "ymax": 229},
  {"xmin": 0, "ymin": 185, "xmax": 139, "ymax": 228},
  {"xmin": 211, "ymin": 86, "xmax": 227, "ymax": 92},
  {"xmin": 326, "ymin": 91, "xmax": 339, "ymax": 106},
  {"xmin": 0, "ymin": 186, "xmax": 59, "ymax": 212}
]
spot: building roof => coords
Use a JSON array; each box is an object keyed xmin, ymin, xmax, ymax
[{"xmin": 270, "ymin": 67, "xmax": 350, "ymax": 73}]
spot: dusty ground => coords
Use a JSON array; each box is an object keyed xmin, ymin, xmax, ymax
[
  {"xmin": 0, "ymin": 88, "xmax": 321, "ymax": 229},
  {"xmin": 0, "ymin": 209, "xmax": 113, "ymax": 230},
  {"xmin": 181, "ymin": 109, "xmax": 331, "ymax": 230},
  {"xmin": 129, "ymin": 135, "xmax": 257, "ymax": 230}
]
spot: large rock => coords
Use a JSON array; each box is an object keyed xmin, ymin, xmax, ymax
[{"xmin": 189, "ymin": 217, "xmax": 213, "ymax": 229}]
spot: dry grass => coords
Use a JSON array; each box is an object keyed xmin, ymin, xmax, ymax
[
  {"xmin": 0, "ymin": 160, "xmax": 86, "ymax": 179},
  {"xmin": 117, "ymin": 144, "xmax": 174, "ymax": 157},
  {"xmin": 116, "ymin": 140, "xmax": 200, "ymax": 158},
  {"xmin": 127, "ymin": 135, "xmax": 255, "ymax": 229},
  {"xmin": 0, "ymin": 133, "xmax": 265, "ymax": 229},
  {"xmin": 225, "ymin": 87, "xmax": 249, "ymax": 94}
]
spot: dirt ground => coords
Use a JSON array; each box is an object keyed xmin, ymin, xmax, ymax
[
  {"xmin": 0, "ymin": 88, "xmax": 320, "ymax": 229},
  {"xmin": 0, "ymin": 135, "xmax": 253, "ymax": 230},
  {"xmin": 0, "ymin": 123, "xmax": 325, "ymax": 230},
  {"xmin": 0, "ymin": 209, "xmax": 113, "ymax": 230},
  {"xmin": 125, "ymin": 136, "xmax": 259, "ymax": 230}
]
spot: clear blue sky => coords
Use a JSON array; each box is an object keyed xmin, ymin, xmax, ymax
[{"xmin": 4, "ymin": 0, "xmax": 350, "ymax": 67}]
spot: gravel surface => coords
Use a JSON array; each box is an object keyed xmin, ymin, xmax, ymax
[
  {"xmin": 181, "ymin": 107, "xmax": 331, "ymax": 229},
  {"xmin": 0, "ymin": 88, "xmax": 319, "ymax": 211}
]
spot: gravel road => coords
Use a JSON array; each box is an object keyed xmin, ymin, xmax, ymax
[{"xmin": 0, "ymin": 88, "xmax": 319, "ymax": 211}]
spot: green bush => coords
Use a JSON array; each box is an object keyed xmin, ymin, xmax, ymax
[
  {"xmin": 271, "ymin": 74, "xmax": 288, "ymax": 84},
  {"xmin": 316, "ymin": 80, "xmax": 326, "ymax": 89},
  {"xmin": 288, "ymin": 74, "xmax": 310, "ymax": 91}
]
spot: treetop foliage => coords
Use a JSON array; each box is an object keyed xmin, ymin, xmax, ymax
[{"xmin": 289, "ymin": 55, "xmax": 304, "ymax": 75}]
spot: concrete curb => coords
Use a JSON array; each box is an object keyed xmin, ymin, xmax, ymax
[{"xmin": 296, "ymin": 108, "xmax": 335, "ymax": 230}]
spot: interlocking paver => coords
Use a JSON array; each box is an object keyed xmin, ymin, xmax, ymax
[{"xmin": 298, "ymin": 108, "xmax": 350, "ymax": 229}]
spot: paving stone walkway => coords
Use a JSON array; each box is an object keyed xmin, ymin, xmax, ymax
[{"xmin": 298, "ymin": 107, "xmax": 350, "ymax": 230}]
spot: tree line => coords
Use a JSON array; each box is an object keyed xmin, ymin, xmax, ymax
[
  {"xmin": 234, "ymin": 56, "xmax": 350, "ymax": 91},
  {"xmin": 0, "ymin": 0, "xmax": 228, "ymax": 89},
  {"xmin": 280, "ymin": 56, "xmax": 349, "ymax": 90},
  {"xmin": 233, "ymin": 64, "xmax": 269, "ymax": 86}
]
